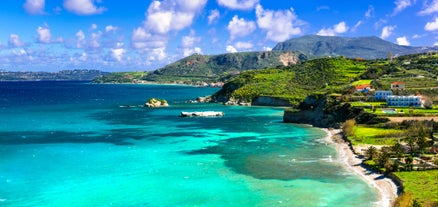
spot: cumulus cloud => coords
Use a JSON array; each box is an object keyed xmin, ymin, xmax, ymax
[
  {"xmin": 263, "ymin": 46, "xmax": 272, "ymax": 51},
  {"xmin": 208, "ymin": 9, "xmax": 220, "ymax": 25},
  {"xmin": 131, "ymin": 27, "xmax": 167, "ymax": 49},
  {"xmin": 392, "ymin": 0, "xmax": 412, "ymax": 16},
  {"xmin": 227, "ymin": 15, "xmax": 256, "ymax": 40},
  {"xmin": 181, "ymin": 31, "xmax": 202, "ymax": 57},
  {"xmin": 425, "ymin": 17, "xmax": 438, "ymax": 31},
  {"xmin": 23, "ymin": 0, "xmax": 45, "ymax": 15},
  {"xmin": 217, "ymin": 0, "xmax": 259, "ymax": 10},
  {"xmin": 111, "ymin": 48, "xmax": 125, "ymax": 61},
  {"xmin": 396, "ymin": 36, "xmax": 410, "ymax": 45},
  {"xmin": 234, "ymin": 41, "xmax": 253, "ymax": 50},
  {"xmin": 144, "ymin": 0, "xmax": 207, "ymax": 34},
  {"xmin": 226, "ymin": 45, "xmax": 237, "ymax": 53},
  {"xmin": 37, "ymin": 25, "xmax": 52, "ymax": 43},
  {"xmin": 8, "ymin": 34, "xmax": 25, "ymax": 47},
  {"xmin": 64, "ymin": 0, "xmax": 106, "ymax": 15},
  {"xmin": 256, "ymin": 4, "xmax": 303, "ymax": 42},
  {"xmin": 75, "ymin": 30, "xmax": 86, "ymax": 48},
  {"xmin": 419, "ymin": 0, "xmax": 438, "ymax": 15},
  {"xmin": 317, "ymin": 21, "xmax": 349, "ymax": 36},
  {"xmin": 380, "ymin": 25, "xmax": 396, "ymax": 39},
  {"xmin": 131, "ymin": 0, "xmax": 207, "ymax": 62},
  {"xmin": 90, "ymin": 24, "xmax": 98, "ymax": 30},
  {"xmin": 105, "ymin": 25, "xmax": 117, "ymax": 32}
]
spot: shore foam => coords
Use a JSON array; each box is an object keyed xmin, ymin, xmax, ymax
[{"xmin": 323, "ymin": 129, "xmax": 399, "ymax": 207}]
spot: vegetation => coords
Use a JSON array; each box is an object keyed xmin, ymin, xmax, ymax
[
  {"xmin": 213, "ymin": 56, "xmax": 367, "ymax": 104},
  {"xmin": 394, "ymin": 171, "xmax": 438, "ymax": 206},
  {"xmin": 93, "ymin": 71, "xmax": 147, "ymax": 83},
  {"xmin": 143, "ymin": 51, "xmax": 305, "ymax": 84}
]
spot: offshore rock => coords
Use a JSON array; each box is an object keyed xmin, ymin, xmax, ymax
[{"xmin": 145, "ymin": 98, "xmax": 169, "ymax": 107}]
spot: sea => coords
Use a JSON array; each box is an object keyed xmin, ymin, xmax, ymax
[{"xmin": 0, "ymin": 81, "xmax": 378, "ymax": 207}]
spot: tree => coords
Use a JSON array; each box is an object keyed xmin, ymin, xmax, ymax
[
  {"xmin": 342, "ymin": 119, "xmax": 356, "ymax": 137},
  {"xmin": 391, "ymin": 142, "xmax": 404, "ymax": 159},
  {"xmin": 405, "ymin": 156, "xmax": 414, "ymax": 171},
  {"xmin": 366, "ymin": 146, "xmax": 378, "ymax": 160},
  {"xmin": 407, "ymin": 136, "xmax": 417, "ymax": 154}
]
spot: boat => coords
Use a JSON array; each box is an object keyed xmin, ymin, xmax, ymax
[{"xmin": 180, "ymin": 111, "xmax": 224, "ymax": 117}]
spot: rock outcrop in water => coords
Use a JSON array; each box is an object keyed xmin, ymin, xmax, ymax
[{"xmin": 145, "ymin": 98, "xmax": 169, "ymax": 107}]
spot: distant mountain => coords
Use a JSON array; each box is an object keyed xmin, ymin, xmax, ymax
[
  {"xmin": 272, "ymin": 35, "xmax": 437, "ymax": 59},
  {"xmin": 0, "ymin": 69, "xmax": 108, "ymax": 81},
  {"xmin": 144, "ymin": 51, "xmax": 306, "ymax": 83}
]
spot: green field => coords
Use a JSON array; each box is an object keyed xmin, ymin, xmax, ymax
[
  {"xmin": 394, "ymin": 170, "xmax": 438, "ymax": 206},
  {"xmin": 349, "ymin": 125, "xmax": 404, "ymax": 145}
]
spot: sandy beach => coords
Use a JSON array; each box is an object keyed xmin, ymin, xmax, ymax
[{"xmin": 325, "ymin": 129, "xmax": 400, "ymax": 207}]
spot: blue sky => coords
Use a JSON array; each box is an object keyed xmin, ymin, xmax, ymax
[{"xmin": 1, "ymin": 0, "xmax": 438, "ymax": 72}]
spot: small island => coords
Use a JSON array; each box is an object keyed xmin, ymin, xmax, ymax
[{"xmin": 145, "ymin": 98, "xmax": 169, "ymax": 108}]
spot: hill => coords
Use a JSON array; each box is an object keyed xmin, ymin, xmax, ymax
[
  {"xmin": 143, "ymin": 51, "xmax": 306, "ymax": 84},
  {"xmin": 273, "ymin": 35, "xmax": 435, "ymax": 59},
  {"xmin": 0, "ymin": 69, "xmax": 108, "ymax": 81},
  {"xmin": 212, "ymin": 52, "xmax": 438, "ymax": 106}
]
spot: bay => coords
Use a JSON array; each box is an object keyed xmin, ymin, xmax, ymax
[{"xmin": 0, "ymin": 81, "xmax": 378, "ymax": 207}]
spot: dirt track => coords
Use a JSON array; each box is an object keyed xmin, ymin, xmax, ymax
[{"xmin": 386, "ymin": 116, "xmax": 438, "ymax": 122}]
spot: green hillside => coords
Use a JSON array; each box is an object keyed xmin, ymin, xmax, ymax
[
  {"xmin": 143, "ymin": 51, "xmax": 306, "ymax": 83},
  {"xmin": 93, "ymin": 71, "xmax": 148, "ymax": 83},
  {"xmin": 212, "ymin": 56, "xmax": 367, "ymax": 105},
  {"xmin": 213, "ymin": 52, "xmax": 438, "ymax": 105}
]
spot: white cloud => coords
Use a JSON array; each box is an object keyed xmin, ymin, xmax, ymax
[
  {"xmin": 63, "ymin": 0, "xmax": 106, "ymax": 15},
  {"xmin": 149, "ymin": 47, "xmax": 167, "ymax": 61},
  {"xmin": 365, "ymin": 5, "xmax": 374, "ymax": 18},
  {"xmin": 37, "ymin": 26, "xmax": 52, "ymax": 43},
  {"xmin": 434, "ymin": 42, "xmax": 438, "ymax": 46},
  {"xmin": 23, "ymin": 0, "xmax": 45, "ymax": 15},
  {"xmin": 105, "ymin": 25, "xmax": 117, "ymax": 32},
  {"xmin": 75, "ymin": 30, "xmax": 86, "ymax": 48},
  {"xmin": 419, "ymin": 0, "xmax": 438, "ymax": 15},
  {"xmin": 256, "ymin": 4, "xmax": 303, "ymax": 42},
  {"xmin": 90, "ymin": 24, "xmax": 98, "ymax": 30},
  {"xmin": 8, "ymin": 34, "xmax": 25, "ymax": 47},
  {"xmin": 131, "ymin": 27, "xmax": 167, "ymax": 49},
  {"xmin": 317, "ymin": 21, "xmax": 349, "ymax": 36},
  {"xmin": 144, "ymin": 0, "xmax": 207, "ymax": 34},
  {"xmin": 397, "ymin": 36, "xmax": 410, "ymax": 45},
  {"xmin": 226, "ymin": 45, "xmax": 237, "ymax": 53},
  {"xmin": 263, "ymin": 46, "xmax": 272, "ymax": 51},
  {"xmin": 89, "ymin": 31, "xmax": 102, "ymax": 49},
  {"xmin": 181, "ymin": 31, "xmax": 202, "ymax": 57},
  {"xmin": 111, "ymin": 48, "xmax": 125, "ymax": 61},
  {"xmin": 380, "ymin": 25, "xmax": 396, "ymax": 39},
  {"xmin": 352, "ymin": 21, "xmax": 362, "ymax": 32},
  {"xmin": 334, "ymin": 22, "xmax": 348, "ymax": 33},
  {"xmin": 208, "ymin": 9, "xmax": 220, "ymax": 25},
  {"xmin": 217, "ymin": 0, "xmax": 259, "ymax": 10},
  {"xmin": 234, "ymin": 41, "xmax": 253, "ymax": 49},
  {"xmin": 392, "ymin": 0, "xmax": 412, "ymax": 16},
  {"xmin": 227, "ymin": 15, "xmax": 256, "ymax": 40},
  {"xmin": 425, "ymin": 17, "xmax": 438, "ymax": 31}
]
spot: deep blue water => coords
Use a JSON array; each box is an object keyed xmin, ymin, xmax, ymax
[{"xmin": 0, "ymin": 81, "xmax": 378, "ymax": 206}]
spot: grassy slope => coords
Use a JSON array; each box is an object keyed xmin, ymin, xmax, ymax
[{"xmin": 394, "ymin": 171, "xmax": 438, "ymax": 205}]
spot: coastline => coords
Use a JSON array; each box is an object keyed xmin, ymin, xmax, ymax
[{"xmin": 323, "ymin": 128, "xmax": 399, "ymax": 207}]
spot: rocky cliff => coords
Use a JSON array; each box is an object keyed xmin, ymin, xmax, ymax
[{"xmin": 283, "ymin": 95, "xmax": 388, "ymax": 128}]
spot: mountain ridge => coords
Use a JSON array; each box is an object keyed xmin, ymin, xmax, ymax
[{"xmin": 272, "ymin": 35, "xmax": 435, "ymax": 59}]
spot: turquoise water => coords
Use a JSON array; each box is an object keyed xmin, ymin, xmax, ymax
[{"xmin": 0, "ymin": 82, "xmax": 378, "ymax": 206}]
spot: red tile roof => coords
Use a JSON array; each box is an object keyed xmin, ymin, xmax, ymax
[{"xmin": 392, "ymin": 81, "xmax": 405, "ymax": 85}]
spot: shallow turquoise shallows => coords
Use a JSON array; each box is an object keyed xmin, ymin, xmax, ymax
[{"xmin": 0, "ymin": 82, "xmax": 378, "ymax": 207}]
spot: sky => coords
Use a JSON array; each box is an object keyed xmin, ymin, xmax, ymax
[{"xmin": 1, "ymin": 0, "xmax": 438, "ymax": 72}]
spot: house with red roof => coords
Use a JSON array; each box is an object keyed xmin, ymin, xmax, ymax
[
  {"xmin": 391, "ymin": 81, "xmax": 405, "ymax": 90},
  {"xmin": 355, "ymin": 84, "xmax": 371, "ymax": 92}
]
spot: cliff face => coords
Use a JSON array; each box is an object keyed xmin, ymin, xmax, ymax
[
  {"xmin": 252, "ymin": 96, "xmax": 294, "ymax": 107},
  {"xmin": 283, "ymin": 95, "xmax": 387, "ymax": 128}
]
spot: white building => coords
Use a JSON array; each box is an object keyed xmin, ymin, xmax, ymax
[
  {"xmin": 386, "ymin": 95, "xmax": 422, "ymax": 107},
  {"xmin": 374, "ymin": 91, "xmax": 393, "ymax": 101}
]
